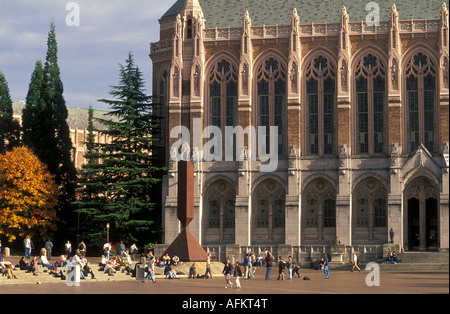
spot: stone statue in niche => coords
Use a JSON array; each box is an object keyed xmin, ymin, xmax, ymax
[
  {"xmin": 443, "ymin": 56, "xmax": 449, "ymax": 88},
  {"xmin": 193, "ymin": 66, "xmax": 200, "ymax": 96},
  {"xmin": 290, "ymin": 62, "xmax": 298, "ymax": 93},
  {"xmin": 340, "ymin": 59, "xmax": 347, "ymax": 90},
  {"xmin": 241, "ymin": 63, "xmax": 248, "ymax": 95},
  {"xmin": 391, "ymin": 58, "xmax": 398, "ymax": 89}
]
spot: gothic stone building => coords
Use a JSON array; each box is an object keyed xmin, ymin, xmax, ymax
[{"xmin": 150, "ymin": 0, "xmax": 450, "ymax": 256}]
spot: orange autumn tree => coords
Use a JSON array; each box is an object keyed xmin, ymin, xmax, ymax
[{"xmin": 0, "ymin": 147, "xmax": 59, "ymax": 242}]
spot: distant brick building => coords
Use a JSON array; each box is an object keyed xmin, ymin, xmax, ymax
[
  {"xmin": 151, "ymin": 0, "xmax": 449, "ymax": 254},
  {"xmin": 12, "ymin": 101, "xmax": 113, "ymax": 170}
]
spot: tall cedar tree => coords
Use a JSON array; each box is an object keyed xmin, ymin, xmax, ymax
[
  {"xmin": 22, "ymin": 60, "xmax": 57, "ymax": 170},
  {"xmin": 74, "ymin": 53, "xmax": 164, "ymax": 246},
  {"xmin": 72, "ymin": 106, "xmax": 108, "ymax": 243},
  {"xmin": 0, "ymin": 71, "xmax": 21, "ymax": 153},
  {"xmin": 22, "ymin": 22, "xmax": 77, "ymax": 239}
]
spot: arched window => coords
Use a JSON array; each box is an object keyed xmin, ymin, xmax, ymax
[
  {"xmin": 252, "ymin": 179, "xmax": 286, "ymax": 244},
  {"xmin": 304, "ymin": 55, "xmax": 336, "ymax": 155},
  {"xmin": 208, "ymin": 59, "xmax": 238, "ymax": 157},
  {"xmin": 203, "ymin": 179, "xmax": 236, "ymax": 244},
  {"xmin": 256, "ymin": 57, "xmax": 287, "ymax": 155},
  {"xmin": 302, "ymin": 178, "xmax": 336, "ymax": 243},
  {"xmin": 187, "ymin": 19, "xmax": 193, "ymax": 39},
  {"xmin": 353, "ymin": 178, "xmax": 388, "ymax": 244},
  {"xmin": 354, "ymin": 53, "xmax": 387, "ymax": 155},
  {"xmin": 158, "ymin": 70, "xmax": 168, "ymax": 144},
  {"xmin": 405, "ymin": 52, "xmax": 437, "ymax": 154}
]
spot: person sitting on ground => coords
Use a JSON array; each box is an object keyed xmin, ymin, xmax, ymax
[
  {"xmin": 98, "ymin": 254, "xmax": 108, "ymax": 271},
  {"xmin": 189, "ymin": 263, "xmax": 197, "ymax": 279},
  {"xmin": 39, "ymin": 252, "xmax": 52, "ymax": 270},
  {"xmin": 30, "ymin": 256, "xmax": 41, "ymax": 276},
  {"xmin": 122, "ymin": 249, "xmax": 132, "ymax": 265},
  {"xmin": 72, "ymin": 250, "xmax": 86, "ymax": 279},
  {"xmin": 49, "ymin": 261, "xmax": 65, "ymax": 279},
  {"xmin": 172, "ymin": 255, "xmax": 180, "ymax": 266},
  {"xmin": 392, "ymin": 251, "xmax": 402, "ymax": 263},
  {"xmin": 162, "ymin": 253, "xmax": 171, "ymax": 265},
  {"xmin": 59, "ymin": 254, "xmax": 69, "ymax": 267},
  {"xmin": 104, "ymin": 257, "xmax": 116, "ymax": 276},
  {"xmin": 82, "ymin": 261, "xmax": 97, "ymax": 279},
  {"xmin": 116, "ymin": 255, "xmax": 132, "ymax": 274},
  {"xmin": 18, "ymin": 256, "xmax": 30, "ymax": 271},
  {"xmin": 164, "ymin": 263, "xmax": 179, "ymax": 279},
  {"xmin": 1, "ymin": 262, "xmax": 18, "ymax": 279}
]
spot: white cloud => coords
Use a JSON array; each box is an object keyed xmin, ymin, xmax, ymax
[{"xmin": 0, "ymin": 0, "xmax": 172, "ymax": 109}]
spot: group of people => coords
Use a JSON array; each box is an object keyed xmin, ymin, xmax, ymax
[{"xmin": 221, "ymin": 249, "xmax": 306, "ymax": 289}]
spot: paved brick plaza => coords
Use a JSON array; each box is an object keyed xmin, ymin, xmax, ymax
[{"xmin": 1, "ymin": 268, "xmax": 448, "ymax": 295}]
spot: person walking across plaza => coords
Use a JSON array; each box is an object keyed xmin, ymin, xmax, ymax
[
  {"xmin": 286, "ymin": 256, "xmax": 293, "ymax": 279},
  {"xmin": 142, "ymin": 251, "xmax": 156, "ymax": 284},
  {"xmin": 351, "ymin": 252, "xmax": 361, "ymax": 272},
  {"xmin": 65, "ymin": 240, "xmax": 72, "ymax": 258},
  {"xmin": 223, "ymin": 258, "xmax": 233, "ymax": 288},
  {"xmin": 322, "ymin": 253, "xmax": 330, "ymax": 279},
  {"xmin": 24, "ymin": 235, "xmax": 33, "ymax": 260},
  {"xmin": 277, "ymin": 256, "xmax": 286, "ymax": 280},
  {"xmin": 264, "ymin": 251, "xmax": 274, "ymax": 280},
  {"xmin": 204, "ymin": 253, "xmax": 214, "ymax": 279},
  {"xmin": 45, "ymin": 239, "xmax": 53, "ymax": 260},
  {"xmin": 233, "ymin": 262, "xmax": 242, "ymax": 288}
]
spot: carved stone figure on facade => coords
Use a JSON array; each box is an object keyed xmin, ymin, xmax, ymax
[
  {"xmin": 241, "ymin": 63, "xmax": 248, "ymax": 95},
  {"xmin": 340, "ymin": 59, "xmax": 347, "ymax": 90},
  {"xmin": 443, "ymin": 56, "xmax": 449, "ymax": 88},
  {"xmin": 391, "ymin": 58, "xmax": 398, "ymax": 89},
  {"xmin": 193, "ymin": 65, "xmax": 200, "ymax": 96},
  {"xmin": 290, "ymin": 62, "xmax": 298, "ymax": 92}
]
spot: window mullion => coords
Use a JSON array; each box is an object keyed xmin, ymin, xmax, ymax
[
  {"xmin": 418, "ymin": 72, "xmax": 425, "ymax": 145},
  {"xmin": 318, "ymin": 77, "xmax": 324, "ymax": 156},
  {"xmin": 368, "ymin": 73, "xmax": 374, "ymax": 156}
]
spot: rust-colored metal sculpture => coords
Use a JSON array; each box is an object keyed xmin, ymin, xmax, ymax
[{"xmin": 162, "ymin": 160, "xmax": 208, "ymax": 261}]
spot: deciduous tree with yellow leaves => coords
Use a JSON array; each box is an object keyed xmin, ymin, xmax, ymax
[{"xmin": 0, "ymin": 147, "xmax": 59, "ymax": 242}]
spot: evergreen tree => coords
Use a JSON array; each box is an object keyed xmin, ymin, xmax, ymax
[
  {"xmin": 72, "ymin": 106, "xmax": 107, "ymax": 243},
  {"xmin": 43, "ymin": 21, "xmax": 77, "ymax": 225},
  {"xmin": 22, "ymin": 22, "xmax": 77, "ymax": 243},
  {"xmin": 22, "ymin": 60, "xmax": 57, "ymax": 170},
  {"xmin": 74, "ymin": 53, "xmax": 165, "ymax": 245},
  {"xmin": 0, "ymin": 71, "xmax": 20, "ymax": 153}
]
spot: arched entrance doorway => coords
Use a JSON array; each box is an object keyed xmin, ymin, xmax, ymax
[{"xmin": 404, "ymin": 176, "xmax": 439, "ymax": 251}]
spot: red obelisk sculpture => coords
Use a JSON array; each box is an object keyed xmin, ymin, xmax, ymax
[{"xmin": 162, "ymin": 160, "xmax": 208, "ymax": 261}]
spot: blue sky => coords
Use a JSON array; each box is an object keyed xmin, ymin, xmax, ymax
[{"xmin": 0, "ymin": 0, "xmax": 171, "ymax": 110}]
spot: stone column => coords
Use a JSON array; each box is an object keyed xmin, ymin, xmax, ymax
[
  {"xmin": 440, "ymin": 142, "xmax": 449, "ymax": 252},
  {"xmin": 235, "ymin": 147, "xmax": 251, "ymax": 246},
  {"xmin": 388, "ymin": 143, "xmax": 403, "ymax": 249},
  {"xmin": 337, "ymin": 144, "xmax": 352, "ymax": 245},
  {"xmin": 286, "ymin": 146, "xmax": 301, "ymax": 245}
]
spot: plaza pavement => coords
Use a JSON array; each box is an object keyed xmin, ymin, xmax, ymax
[{"xmin": 0, "ymin": 255, "xmax": 448, "ymax": 295}]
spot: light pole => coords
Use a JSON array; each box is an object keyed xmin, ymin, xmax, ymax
[{"xmin": 106, "ymin": 223, "xmax": 110, "ymax": 243}]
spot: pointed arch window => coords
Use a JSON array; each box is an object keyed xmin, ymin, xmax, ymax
[
  {"xmin": 204, "ymin": 180, "xmax": 236, "ymax": 244},
  {"xmin": 305, "ymin": 55, "xmax": 336, "ymax": 155},
  {"xmin": 354, "ymin": 53, "xmax": 387, "ymax": 155},
  {"xmin": 405, "ymin": 52, "xmax": 437, "ymax": 154},
  {"xmin": 256, "ymin": 57, "xmax": 287, "ymax": 156},
  {"xmin": 208, "ymin": 59, "xmax": 238, "ymax": 157}
]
